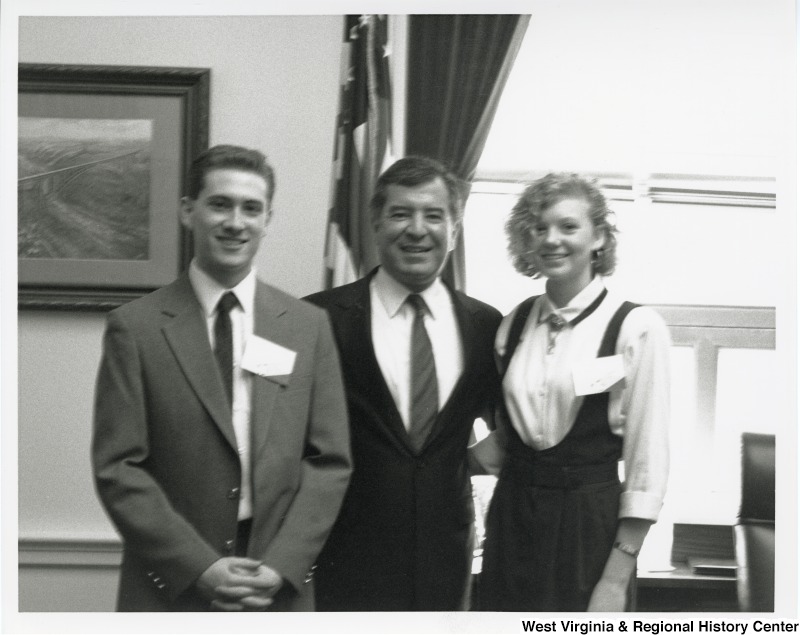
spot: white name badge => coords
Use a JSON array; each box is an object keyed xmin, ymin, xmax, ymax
[
  {"xmin": 241, "ymin": 335, "xmax": 297, "ymax": 378},
  {"xmin": 572, "ymin": 354, "xmax": 626, "ymax": 396}
]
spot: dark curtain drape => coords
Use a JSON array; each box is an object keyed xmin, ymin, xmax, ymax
[{"xmin": 405, "ymin": 14, "xmax": 530, "ymax": 290}]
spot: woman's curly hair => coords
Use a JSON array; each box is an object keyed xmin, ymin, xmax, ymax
[{"xmin": 506, "ymin": 172, "xmax": 618, "ymax": 278}]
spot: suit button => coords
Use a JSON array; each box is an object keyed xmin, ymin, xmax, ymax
[
  {"xmin": 227, "ymin": 487, "xmax": 240, "ymax": 499},
  {"xmin": 225, "ymin": 540, "xmax": 235, "ymax": 552}
]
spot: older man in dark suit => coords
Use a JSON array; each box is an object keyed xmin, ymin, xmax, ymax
[
  {"xmin": 91, "ymin": 145, "xmax": 351, "ymax": 611},
  {"xmin": 305, "ymin": 156, "xmax": 502, "ymax": 611}
]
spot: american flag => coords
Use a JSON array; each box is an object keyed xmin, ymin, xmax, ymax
[{"xmin": 324, "ymin": 14, "xmax": 394, "ymax": 289}]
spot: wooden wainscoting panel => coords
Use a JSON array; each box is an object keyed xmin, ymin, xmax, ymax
[{"xmin": 18, "ymin": 537, "xmax": 121, "ymax": 612}]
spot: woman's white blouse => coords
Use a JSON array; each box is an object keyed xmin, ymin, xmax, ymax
[{"xmin": 495, "ymin": 277, "xmax": 671, "ymax": 521}]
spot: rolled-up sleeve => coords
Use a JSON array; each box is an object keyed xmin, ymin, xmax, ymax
[{"xmin": 614, "ymin": 307, "xmax": 671, "ymax": 521}]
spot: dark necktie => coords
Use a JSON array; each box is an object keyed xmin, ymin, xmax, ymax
[
  {"xmin": 407, "ymin": 294, "xmax": 439, "ymax": 453},
  {"xmin": 214, "ymin": 291, "xmax": 239, "ymax": 407}
]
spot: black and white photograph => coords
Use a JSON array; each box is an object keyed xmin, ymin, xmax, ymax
[
  {"xmin": 1, "ymin": 0, "xmax": 796, "ymax": 633},
  {"xmin": 18, "ymin": 117, "xmax": 152, "ymax": 261},
  {"xmin": 16, "ymin": 62, "xmax": 208, "ymax": 309}
]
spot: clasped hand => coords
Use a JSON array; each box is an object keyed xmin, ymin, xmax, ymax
[{"xmin": 197, "ymin": 557, "xmax": 283, "ymax": 611}]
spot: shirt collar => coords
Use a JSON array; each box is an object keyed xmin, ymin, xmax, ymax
[
  {"xmin": 188, "ymin": 260, "xmax": 256, "ymax": 318},
  {"xmin": 539, "ymin": 276, "xmax": 606, "ymax": 324},
  {"xmin": 373, "ymin": 267, "xmax": 448, "ymax": 319}
]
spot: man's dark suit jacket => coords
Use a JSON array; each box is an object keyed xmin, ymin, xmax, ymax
[
  {"xmin": 92, "ymin": 274, "xmax": 351, "ymax": 611},
  {"xmin": 304, "ymin": 269, "xmax": 502, "ymax": 611}
]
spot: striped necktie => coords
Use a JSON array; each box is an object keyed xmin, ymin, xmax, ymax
[{"xmin": 407, "ymin": 294, "xmax": 439, "ymax": 453}]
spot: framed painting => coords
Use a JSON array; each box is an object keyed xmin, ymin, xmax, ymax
[{"xmin": 18, "ymin": 63, "xmax": 210, "ymax": 310}]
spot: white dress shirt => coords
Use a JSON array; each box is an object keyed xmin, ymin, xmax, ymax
[
  {"xmin": 495, "ymin": 276, "xmax": 671, "ymax": 521},
  {"xmin": 370, "ymin": 267, "xmax": 464, "ymax": 430},
  {"xmin": 188, "ymin": 261, "xmax": 256, "ymax": 521}
]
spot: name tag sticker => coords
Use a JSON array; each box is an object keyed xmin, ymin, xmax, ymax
[
  {"xmin": 572, "ymin": 354, "xmax": 626, "ymax": 396},
  {"xmin": 242, "ymin": 335, "xmax": 297, "ymax": 378}
]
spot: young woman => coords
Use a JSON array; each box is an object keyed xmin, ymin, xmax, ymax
[{"xmin": 475, "ymin": 173, "xmax": 671, "ymax": 612}]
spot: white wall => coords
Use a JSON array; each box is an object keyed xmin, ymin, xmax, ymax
[
  {"xmin": 478, "ymin": 0, "xmax": 791, "ymax": 179},
  {"xmin": 16, "ymin": 14, "xmax": 343, "ymax": 611}
]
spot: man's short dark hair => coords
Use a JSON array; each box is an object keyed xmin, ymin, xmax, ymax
[
  {"xmin": 186, "ymin": 144, "xmax": 276, "ymax": 201},
  {"xmin": 370, "ymin": 156, "xmax": 464, "ymax": 223}
]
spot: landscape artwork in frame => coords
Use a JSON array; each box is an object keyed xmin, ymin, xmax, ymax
[
  {"xmin": 18, "ymin": 117, "xmax": 153, "ymax": 262},
  {"xmin": 17, "ymin": 64, "xmax": 210, "ymax": 310}
]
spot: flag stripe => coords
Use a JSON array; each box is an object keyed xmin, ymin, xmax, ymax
[{"xmin": 323, "ymin": 14, "xmax": 393, "ymax": 289}]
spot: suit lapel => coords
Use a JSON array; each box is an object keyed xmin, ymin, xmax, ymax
[
  {"xmin": 250, "ymin": 283, "xmax": 289, "ymax": 463},
  {"xmin": 337, "ymin": 275, "xmax": 413, "ymax": 454},
  {"xmin": 418, "ymin": 286, "xmax": 478, "ymax": 452},
  {"xmin": 162, "ymin": 276, "xmax": 238, "ymax": 452}
]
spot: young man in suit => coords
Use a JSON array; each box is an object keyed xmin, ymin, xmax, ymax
[
  {"xmin": 305, "ymin": 156, "xmax": 502, "ymax": 611},
  {"xmin": 91, "ymin": 144, "xmax": 351, "ymax": 611}
]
